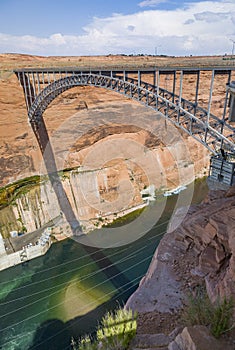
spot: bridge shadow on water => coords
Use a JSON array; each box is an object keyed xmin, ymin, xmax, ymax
[
  {"xmin": 31, "ymin": 118, "xmax": 132, "ymax": 286},
  {"xmin": 28, "ymin": 118, "xmax": 134, "ymax": 349},
  {"xmin": 28, "ymin": 289, "xmax": 137, "ymax": 350}
]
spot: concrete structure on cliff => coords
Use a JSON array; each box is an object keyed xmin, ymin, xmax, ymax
[
  {"xmin": 0, "ymin": 234, "xmax": 6, "ymax": 258},
  {"xmin": 0, "ymin": 231, "xmax": 51, "ymax": 271}
]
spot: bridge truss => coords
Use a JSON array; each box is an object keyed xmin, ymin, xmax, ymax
[{"xmin": 14, "ymin": 66, "xmax": 235, "ymax": 155}]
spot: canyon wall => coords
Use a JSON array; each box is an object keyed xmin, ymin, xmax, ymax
[
  {"xmin": 0, "ymin": 57, "xmax": 210, "ymax": 239},
  {"xmin": 127, "ymin": 185, "xmax": 235, "ymax": 316},
  {"xmin": 6, "ymin": 54, "xmax": 235, "ymax": 256},
  {"xmin": 2, "ymin": 53, "xmax": 231, "ymax": 189},
  {"xmin": 0, "ymin": 69, "xmax": 210, "ymax": 188},
  {"xmin": 0, "ymin": 124, "xmax": 208, "ymax": 238}
]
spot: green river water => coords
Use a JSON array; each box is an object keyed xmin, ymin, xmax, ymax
[{"xmin": 0, "ymin": 179, "xmax": 208, "ymax": 350}]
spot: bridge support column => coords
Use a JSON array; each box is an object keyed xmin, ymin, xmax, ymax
[
  {"xmin": 172, "ymin": 71, "xmax": 176, "ymax": 103},
  {"xmin": 138, "ymin": 71, "xmax": 141, "ymax": 86},
  {"xmin": 206, "ymin": 70, "xmax": 215, "ymax": 125},
  {"xmin": 194, "ymin": 71, "xmax": 200, "ymax": 114},
  {"xmin": 177, "ymin": 71, "xmax": 183, "ymax": 122},
  {"xmin": 227, "ymin": 81, "xmax": 235, "ymax": 122}
]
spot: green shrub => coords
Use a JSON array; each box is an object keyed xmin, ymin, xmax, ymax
[
  {"xmin": 183, "ymin": 286, "xmax": 234, "ymax": 338},
  {"xmin": 211, "ymin": 297, "xmax": 234, "ymax": 338},
  {"xmin": 104, "ymin": 208, "xmax": 145, "ymax": 228},
  {"xmin": 0, "ymin": 175, "xmax": 41, "ymax": 209},
  {"xmin": 97, "ymin": 307, "xmax": 137, "ymax": 349},
  {"xmin": 183, "ymin": 287, "xmax": 213, "ymax": 326},
  {"xmin": 76, "ymin": 335, "xmax": 97, "ymax": 350},
  {"xmin": 75, "ymin": 307, "xmax": 137, "ymax": 350}
]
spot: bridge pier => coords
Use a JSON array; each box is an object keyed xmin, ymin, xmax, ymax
[{"xmin": 227, "ymin": 81, "xmax": 235, "ymax": 122}]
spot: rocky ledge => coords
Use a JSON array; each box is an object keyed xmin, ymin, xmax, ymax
[{"xmin": 126, "ymin": 184, "xmax": 235, "ymax": 349}]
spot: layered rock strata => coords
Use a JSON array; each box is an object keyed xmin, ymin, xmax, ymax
[{"xmin": 126, "ymin": 186, "xmax": 235, "ymax": 348}]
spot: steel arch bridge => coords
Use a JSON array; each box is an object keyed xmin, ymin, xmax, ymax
[{"xmin": 15, "ymin": 66, "xmax": 235, "ymax": 155}]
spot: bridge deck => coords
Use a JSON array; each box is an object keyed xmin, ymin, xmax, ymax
[{"xmin": 14, "ymin": 66, "xmax": 235, "ymax": 73}]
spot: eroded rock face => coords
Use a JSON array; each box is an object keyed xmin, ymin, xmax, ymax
[
  {"xmin": 127, "ymin": 186, "xmax": 235, "ymax": 328},
  {"xmin": 0, "ymin": 56, "xmax": 210, "ymax": 187},
  {"xmin": 126, "ymin": 186, "xmax": 235, "ymax": 348},
  {"xmin": 0, "ymin": 69, "xmax": 210, "ymax": 240},
  {"xmin": 169, "ymin": 326, "xmax": 227, "ymax": 350},
  {"xmin": 126, "ymin": 226, "xmax": 187, "ymax": 314},
  {"xmin": 1, "ymin": 53, "xmax": 232, "ymax": 189},
  {"xmin": 174, "ymin": 188, "xmax": 235, "ymax": 303}
]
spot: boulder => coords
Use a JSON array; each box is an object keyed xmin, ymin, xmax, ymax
[
  {"xmin": 168, "ymin": 326, "xmax": 228, "ymax": 350},
  {"xmin": 130, "ymin": 333, "xmax": 170, "ymax": 348}
]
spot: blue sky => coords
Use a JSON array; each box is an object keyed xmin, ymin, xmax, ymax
[{"xmin": 0, "ymin": 0, "xmax": 235, "ymax": 56}]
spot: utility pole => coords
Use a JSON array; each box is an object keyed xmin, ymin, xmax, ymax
[
  {"xmin": 155, "ymin": 45, "xmax": 161, "ymax": 56},
  {"xmin": 230, "ymin": 39, "xmax": 235, "ymax": 56}
]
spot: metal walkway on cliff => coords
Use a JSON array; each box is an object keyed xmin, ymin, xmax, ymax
[{"xmin": 14, "ymin": 66, "xmax": 235, "ymax": 186}]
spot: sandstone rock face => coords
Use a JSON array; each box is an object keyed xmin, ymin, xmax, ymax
[
  {"xmin": 126, "ymin": 186, "xmax": 235, "ymax": 342},
  {"xmin": 130, "ymin": 333, "xmax": 170, "ymax": 349},
  {"xmin": 1, "ymin": 53, "xmax": 232, "ymax": 190},
  {"xmin": 168, "ymin": 326, "xmax": 227, "ymax": 350},
  {"xmin": 3, "ymin": 54, "xmax": 229, "ymax": 189},
  {"xmin": 0, "ymin": 107, "xmax": 209, "ymax": 239},
  {"xmin": 0, "ymin": 73, "xmax": 209, "ymax": 188},
  {"xmin": 0, "ymin": 159, "xmax": 145, "ymax": 237},
  {"xmin": 0, "ymin": 63, "xmax": 210, "ymax": 241},
  {"xmin": 126, "ymin": 230, "xmax": 185, "ymax": 314},
  {"xmin": 174, "ymin": 188, "xmax": 235, "ymax": 303}
]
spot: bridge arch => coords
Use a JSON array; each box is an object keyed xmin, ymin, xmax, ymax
[
  {"xmin": 28, "ymin": 73, "xmax": 158, "ymax": 123},
  {"xmin": 27, "ymin": 72, "xmax": 235, "ymax": 154}
]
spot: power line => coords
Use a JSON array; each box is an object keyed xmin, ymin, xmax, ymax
[
  {"xmin": 0, "ymin": 229, "xmax": 164, "ymax": 312},
  {"xmin": 0, "ymin": 254, "xmax": 151, "ymax": 342},
  {"xmin": 2, "ymin": 274, "xmax": 143, "ymax": 350},
  {"xmin": 0, "ymin": 222, "xmax": 168, "ymax": 348},
  {"xmin": 33, "ymin": 276, "xmax": 143, "ymax": 350},
  {"xmin": 0, "ymin": 219, "xmax": 169, "ymax": 288}
]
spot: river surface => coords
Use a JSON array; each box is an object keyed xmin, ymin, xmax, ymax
[{"xmin": 0, "ymin": 180, "xmax": 208, "ymax": 350}]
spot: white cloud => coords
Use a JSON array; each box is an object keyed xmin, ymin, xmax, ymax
[
  {"xmin": 184, "ymin": 19, "xmax": 195, "ymax": 25},
  {"xmin": 194, "ymin": 10, "xmax": 231, "ymax": 22},
  {"xmin": 138, "ymin": 0, "xmax": 167, "ymax": 7},
  {"xmin": 0, "ymin": 1, "xmax": 235, "ymax": 56}
]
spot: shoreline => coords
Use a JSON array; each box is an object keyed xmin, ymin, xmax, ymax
[
  {"xmin": 0, "ymin": 201, "xmax": 148, "ymax": 272},
  {"xmin": 0, "ymin": 176, "xmax": 207, "ymax": 272}
]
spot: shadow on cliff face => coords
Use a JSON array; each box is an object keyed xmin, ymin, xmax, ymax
[
  {"xmin": 28, "ymin": 290, "xmax": 137, "ymax": 350},
  {"xmin": 31, "ymin": 119, "xmax": 82, "ymax": 235}
]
